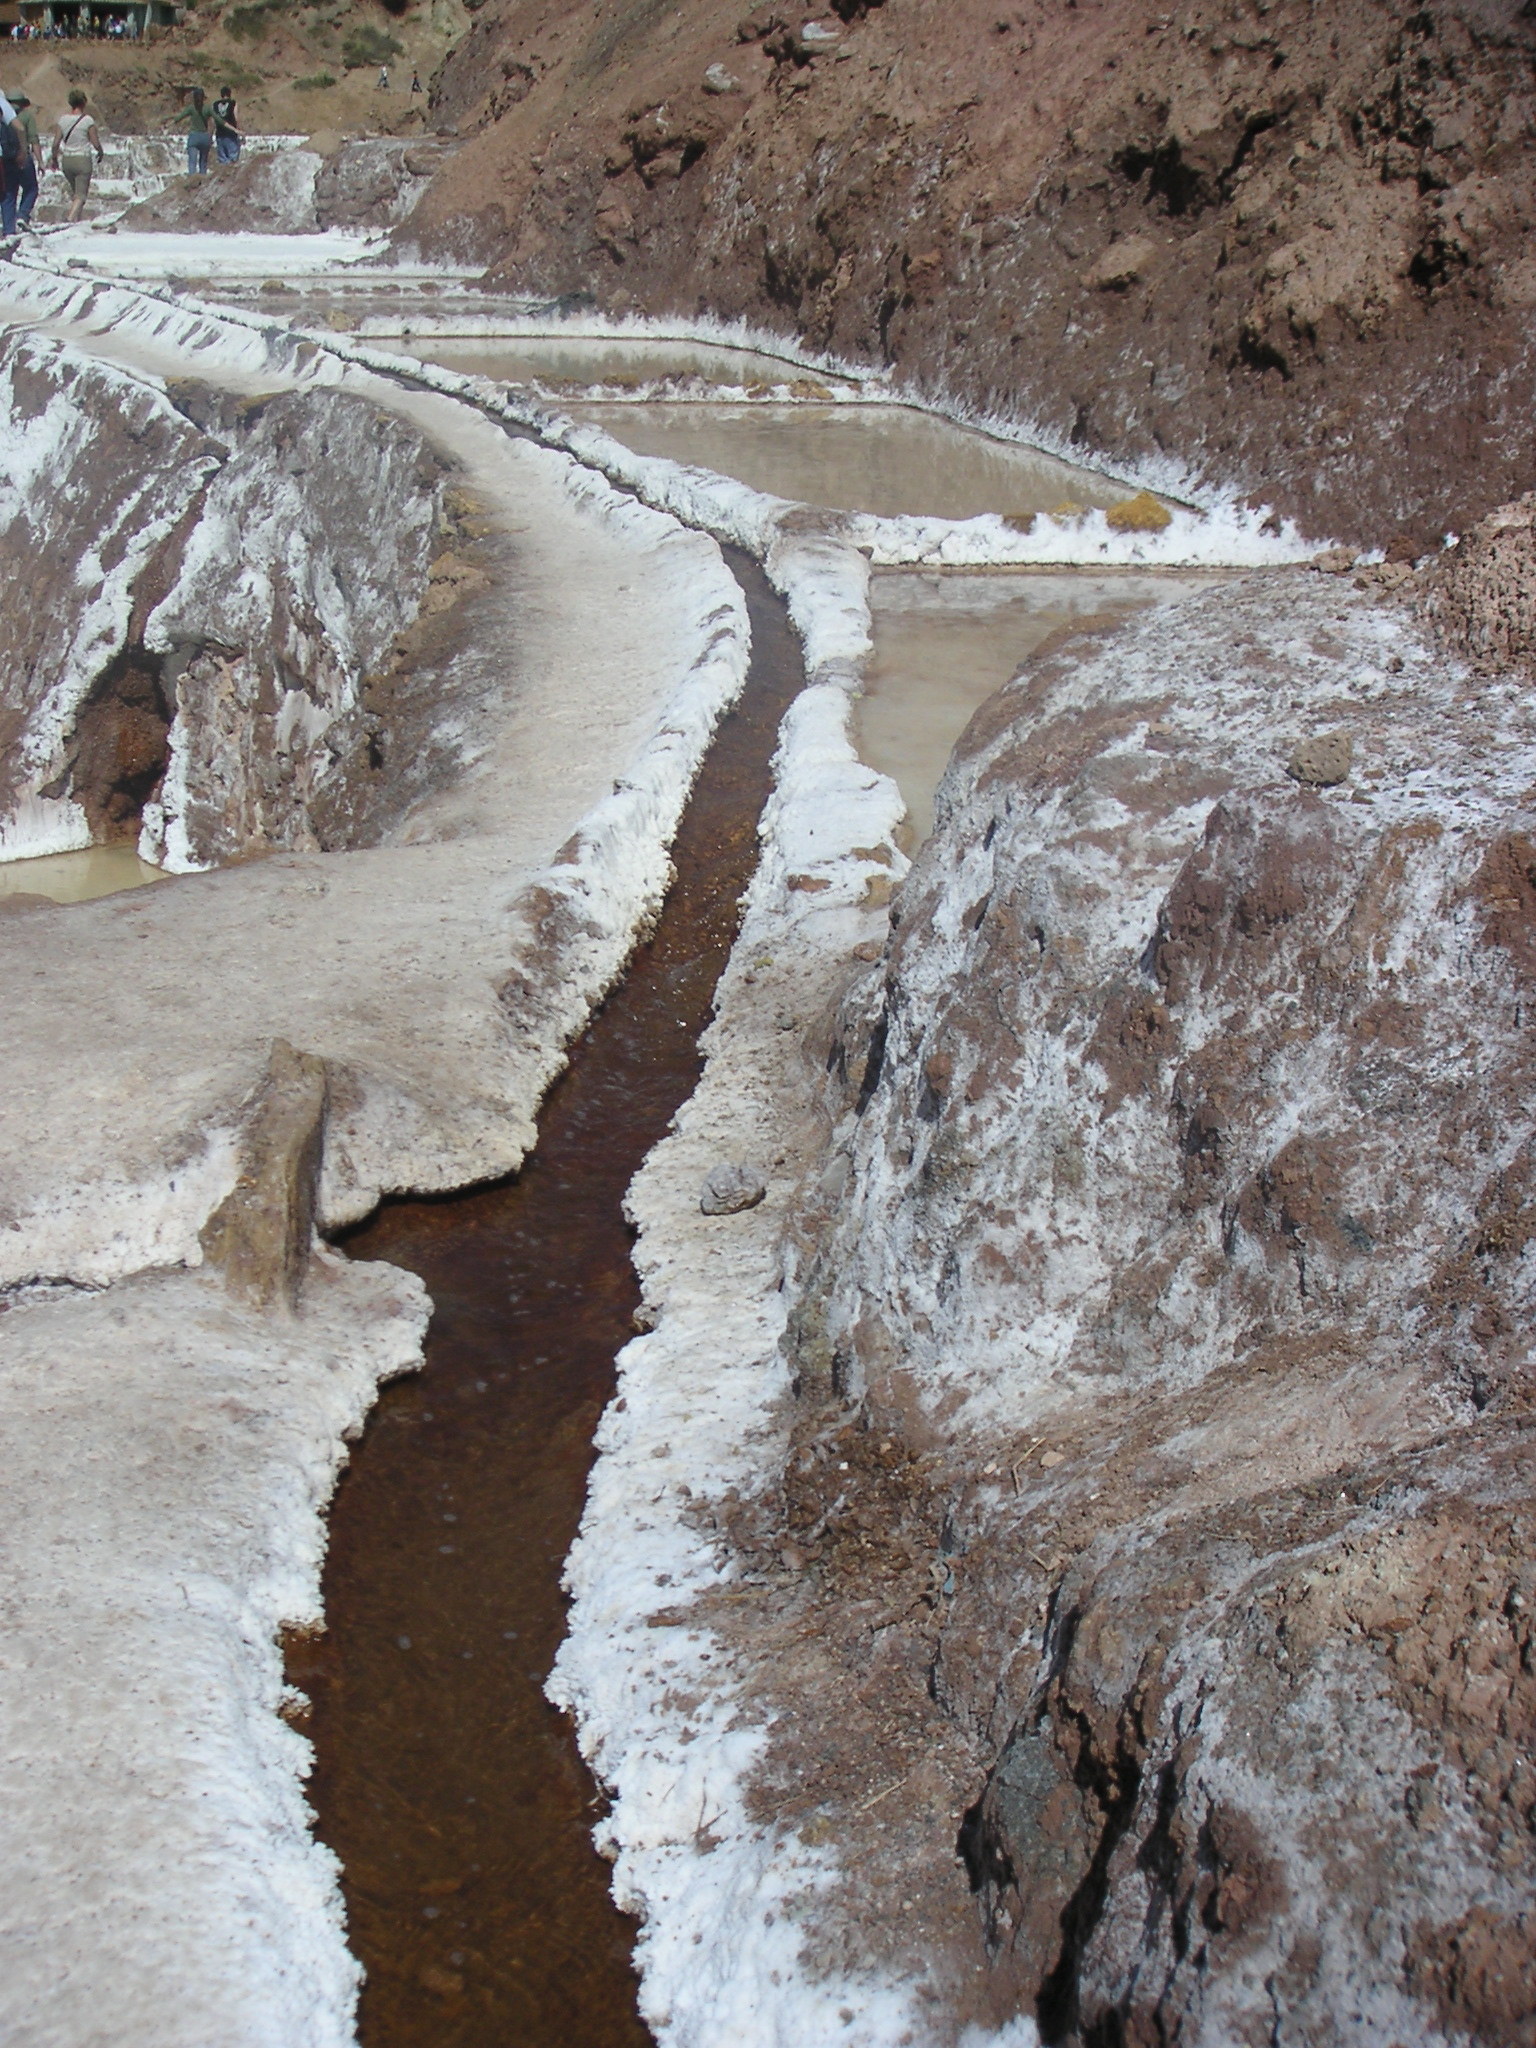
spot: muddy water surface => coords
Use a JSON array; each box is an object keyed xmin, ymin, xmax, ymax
[
  {"xmin": 0, "ymin": 844, "xmax": 167, "ymax": 905},
  {"xmin": 298, "ymin": 555, "xmax": 803, "ymax": 2047},
  {"xmin": 565, "ymin": 400, "xmax": 1125, "ymax": 520},
  {"xmin": 862, "ymin": 571, "xmax": 1225, "ymax": 840},
  {"xmin": 398, "ymin": 334, "xmax": 825, "ymax": 390}
]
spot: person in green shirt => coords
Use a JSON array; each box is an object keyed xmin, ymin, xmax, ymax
[
  {"xmin": 181, "ymin": 86, "xmax": 211, "ymax": 176},
  {"xmin": 12, "ymin": 95, "xmax": 40, "ymax": 228}
]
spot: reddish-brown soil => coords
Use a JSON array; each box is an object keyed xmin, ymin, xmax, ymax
[{"xmin": 408, "ymin": 0, "xmax": 1536, "ymax": 546}]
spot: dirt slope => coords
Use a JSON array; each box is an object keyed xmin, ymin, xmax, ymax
[{"xmin": 408, "ymin": 0, "xmax": 1536, "ymax": 545}]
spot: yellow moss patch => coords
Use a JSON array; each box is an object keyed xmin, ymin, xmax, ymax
[{"xmin": 1105, "ymin": 490, "xmax": 1174, "ymax": 533}]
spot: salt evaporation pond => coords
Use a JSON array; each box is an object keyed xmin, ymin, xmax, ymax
[
  {"xmin": 396, "ymin": 337, "xmax": 1124, "ymax": 518},
  {"xmin": 394, "ymin": 333, "xmax": 829, "ymax": 391},
  {"xmin": 565, "ymin": 400, "xmax": 1127, "ymax": 521},
  {"xmin": 0, "ymin": 843, "xmax": 166, "ymax": 906},
  {"xmin": 863, "ymin": 571, "xmax": 1226, "ymax": 841}
]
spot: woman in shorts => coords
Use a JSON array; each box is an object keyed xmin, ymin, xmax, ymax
[{"xmin": 51, "ymin": 89, "xmax": 102, "ymax": 222}]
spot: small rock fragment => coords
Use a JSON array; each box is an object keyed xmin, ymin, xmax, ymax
[
  {"xmin": 1105, "ymin": 490, "xmax": 1173, "ymax": 534},
  {"xmin": 701, "ymin": 1163, "xmax": 768, "ymax": 1215},
  {"xmin": 1287, "ymin": 729, "xmax": 1354, "ymax": 787},
  {"xmin": 1040, "ymin": 1450, "xmax": 1066, "ymax": 1469},
  {"xmin": 1311, "ymin": 547, "xmax": 1357, "ymax": 575},
  {"xmin": 1082, "ymin": 233, "xmax": 1157, "ymax": 291},
  {"xmin": 703, "ymin": 62, "xmax": 741, "ymax": 93}
]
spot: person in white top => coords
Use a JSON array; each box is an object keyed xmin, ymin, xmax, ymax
[{"xmin": 52, "ymin": 89, "xmax": 103, "ymax": 223}]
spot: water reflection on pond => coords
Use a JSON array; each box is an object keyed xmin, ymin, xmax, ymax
[
  {"xmin": 861, "ymin": 571, "xmax": 1226, "ymax": 843},
  {"xmin": 567, "ymin": 401, "xmax": 1124, "ymax": 522},
  {"xmin": 396, "ymin": 333, "xmax": 821, "ymax": 392}
]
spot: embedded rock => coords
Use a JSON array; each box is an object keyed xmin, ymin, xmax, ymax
[
  {"xmin": 315, "ymin": 138, "xmax": 450, "ymax": 231},
  {"xmin": 1081, "ymin": 233, "xmax": 1157, "ymax": 292},
  {"xmin": 1286, "ymin": 726, "xmax": 1353, "ymax": 786},
  {"xmin": 700, "ymin": 1161, "xmax": 768, "ymax": 1214},
  {"xmin": 200, "ymin": 1038, "xmax": 328, "ymax": 1313}
]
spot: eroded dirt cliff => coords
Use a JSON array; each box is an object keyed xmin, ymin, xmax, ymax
[
  {"xmin": 406, "ymin": 0, "xmax": 1536, "ymax": 545},
  {"xmin": 0, "ymin": 334, "xmax": 498, "ymax": 870}
]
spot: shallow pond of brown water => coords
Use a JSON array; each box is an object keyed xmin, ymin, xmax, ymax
[
  {"xmin": 565, "ymin": 400, "xmax": 1125, "ymax": 522},
  {"xmin": 292, "ymin": 553, "xmax": 803, "ymax": 2048},
  {"xmin": 860, "ymin": 569, "xmax": 1228, "ymax": 841}
]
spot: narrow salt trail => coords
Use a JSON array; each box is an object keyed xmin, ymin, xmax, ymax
[{"xmin": 0, "ymin": 264, "xmax": 752, "ymax": 2048}]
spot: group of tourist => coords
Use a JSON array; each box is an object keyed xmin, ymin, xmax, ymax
[
  {"xmin": 179, "ymin": 85, "xmax": 240, "ymax": 173},
  {"xmin": 0, "ymin": 87, "xmax": 103, "ymax": 231},
  {"xmin": 8, "ymin": 13, "xmax": 141, "ymax": 36},
  {"xmin": 0, "ymin": 80, "xmax": 241, "ymax": 234}
]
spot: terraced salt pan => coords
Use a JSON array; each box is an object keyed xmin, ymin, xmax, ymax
[
  {"xmin": 862, "ymin": 570, "xmax": 1227, "ymax": 841},
  {"xmin": 395, "ymin": 332, "xmax": 829, "ymax": 392},
  {"xmin": 566, "ymin": 399, "xmax": 1126, "ymax": 522},
  {"xmin": 0, "ymin": 246, "xmax": 1325, "ymax": 2048}
]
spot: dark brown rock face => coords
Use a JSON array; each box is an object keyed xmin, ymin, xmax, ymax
[
  {"xmin": 143, "ymin": 387, "xmax": 446, "ymax": 868},
  {"xmin": 1420, "ymin": 492, "xmax": 1536, "ymax": 674},
  {"xmin": 745, "ymin": 570, "xmax": 1536, "ymax": 2042},
  {"xmin": 408, "ymin": 0, "xmax": 1536, "ymax": 545},
  {"xmin": 0, "ymin": 332, "xmax": 216, "ymax": 854}
]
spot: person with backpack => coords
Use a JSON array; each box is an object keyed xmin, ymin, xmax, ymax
[
  {"xmin": 12, "ymin": 94, "xmax": 41, "ymax": 227},
  {"xmin": 1, "ymin": 90, "xmax": 28, "ymax": 235},
  {"xmin": 180, "ymin": 85, "xmax": 212, "ymax": 175},
  {"xmin": 51, "ymin": 89, "xmax": 102, "ymax": 222},
  {"xmin": 211, "ymin": 85, "xmax": 240, "ymax": 165}
]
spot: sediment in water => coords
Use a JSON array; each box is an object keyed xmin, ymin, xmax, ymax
[{"xmin": 295, "ymin": 553, "xmax": 805, "ymax": 2046}]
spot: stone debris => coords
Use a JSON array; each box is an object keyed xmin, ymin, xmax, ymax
[
  {"xmin": 1286, "ymin": 727, "xmax": 1354, "ymax": 786},
  {"xmin": 700, "ymin": 1162, "xmax": 768, "ymax": 1214},
  {"xmin": 1081, "ymin": 234, "xmax": 1157, "ymax": 292},
  {"xmin": 703, "ymin": 63, "xmax": 741, "ymax": 94},
  {"xmin": 1419, "ymin": 491, "xmax": 1536, "ymax": 674},
  {"xmin": 199, "ymin": 1039, "xmax": 329, "ymax": 1315}
]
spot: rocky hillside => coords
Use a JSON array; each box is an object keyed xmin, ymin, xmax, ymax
[{"xmin": 407, "ymin": 0, "xmax": 1536, "ymax": 546}]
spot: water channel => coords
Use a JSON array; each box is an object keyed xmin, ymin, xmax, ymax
[{"xmin": 298, "ymin": 556, "xmax": 805, "ymax": 2045}]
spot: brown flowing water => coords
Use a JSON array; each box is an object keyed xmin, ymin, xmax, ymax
[{"xmin": 293, "ymin": 553, "xmax": 803, "ymax": 2045}]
